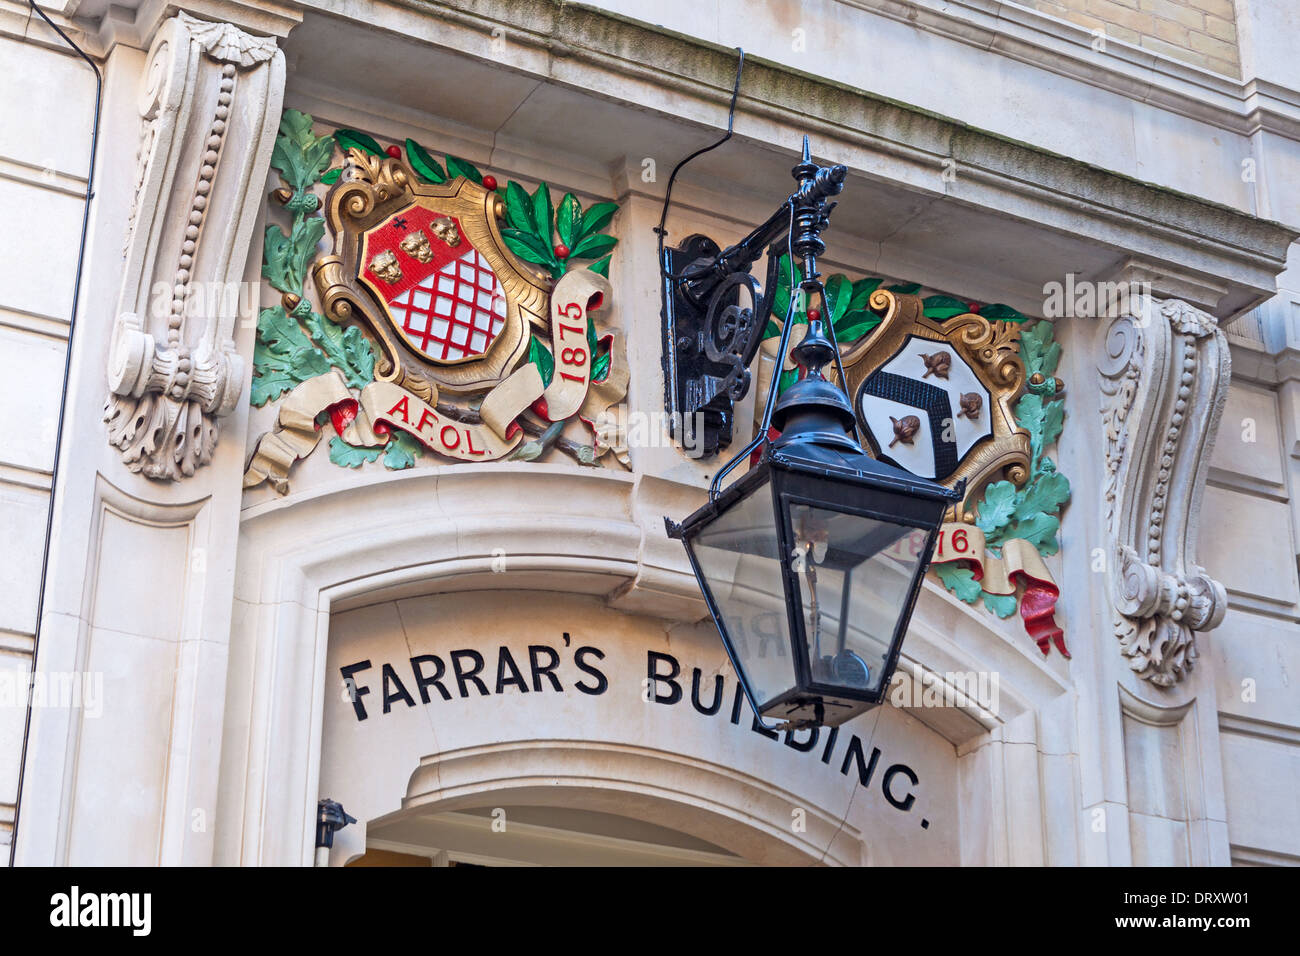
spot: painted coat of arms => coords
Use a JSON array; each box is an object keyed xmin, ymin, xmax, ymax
[{"xmin": 244, "ymin": 111, "xmax": 628, "ymax": 489}]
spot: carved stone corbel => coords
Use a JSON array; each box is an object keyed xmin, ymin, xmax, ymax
[
  {"xmin": 104, "ymin": 13, "xmax": 285, "ymax": 479},
  {"xmin": 1099, "ymin": 297, "xmax": 1229, "ymax": 686}
]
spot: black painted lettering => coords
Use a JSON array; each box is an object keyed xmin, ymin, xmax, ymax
[
  {"xmin": 784, "ymin": 726, "xmax": 819, "ymax": 752},
  {"xmin": 840, "ymin": 736, "xmax": 881, "ymax": 787},
  {"xmin": 450, "ymin": 649, "xmax": 489, "ymax": 697},
  {"xmin": 528, "ymin": 645, "xmax": 563, "ymax": 692},
  {"xmin": 646, "ymin": 651, "xmax": 682, "ymax": 705},
  {"xmin": 573, "ymin": 646, "xmax": 608, "ymax": 696},
  {"xmin": 495, "ymin": 646, "xmax": 529, "ymax": 694},
  {"xmin": 381, "ymin": 662, "xmax": 416, "ymax": 713},
  {"xmin": 409, "ymin": 654, "xmax": 451, "ymax": 703},
  {"xmin": 730, "ymin": 682, "xmax": 744, "ymax": 725},
  {"xmin": 882, "ymin": 764, "xmax": 919, "ymax": 812},
  {"xmin": 820, "ymin": 726, "xmax": 839, "ymax": 764},
  {"xmin": 751, "ymin": 714, "xmax": 779, "ymax": 740},
  {"xmin": 690, "ymin": 668, "xmax": 724, "ymax": 716},
  {"xmin": 340, "ymin": 660, "xmax": 373, "ymax": 721}
]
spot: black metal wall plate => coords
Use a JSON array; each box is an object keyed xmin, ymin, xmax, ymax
[{"xmin": 661, "ymin": 234, "xmax": 766, "ymax": 458}]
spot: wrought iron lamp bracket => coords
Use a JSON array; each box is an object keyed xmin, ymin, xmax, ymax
[{"xmin": 660, "ymin": 137, "xmax": 847, "ymax": 460}]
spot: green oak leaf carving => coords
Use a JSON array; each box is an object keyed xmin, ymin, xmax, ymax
[
  {"xmin": 328, "ymin": 436, "xmax": 382, "ymax": 468},
  {"xmin": 382, "ymin": 430, "xmax": 422, "ymax": 470},
  {"xmin": 509, "ymin": 421, "xmax": 566, "ymax": 462},
  {"xmin": 975, "ymin": 480, "xmax": 1018, "ymax": 536},
  {"xmin": 1014, "ymin": 392, "xmax": 1065, "ymax": 471},
  {"xmin": 983, "ymin": 592, "xmax": 1019, "ymax": 619},
  {"xmin": 251, "ymin": 306, "xmax": 330, "ymax": 406},
  {"xmin": 998, "ymin": 511, "xmax": 1061, "ymax": 556},
  {"xmin": 302, "ymin": 311, "xmax": 375, "ymax": 389},
  {"xmin": 262, "ymin": 215, "xmax": 325, "ymax": 296},
  {"xmin": 932, "ymin": 562, "xmax": 982, "ymax": 604},
  {"xmin": 1019, "ymin": 317, "xmax": 1061, "ymax": 377},
  {"xmin": 270, "ymin": 110, "xmax": 334, "ymax": 211},
  {"xmin": 1012, "ymin": 467, "xmax": 1070, "ymax": 524}
]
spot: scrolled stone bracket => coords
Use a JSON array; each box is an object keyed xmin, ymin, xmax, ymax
[
  {"xmin": 103, "ymin": 13, "xmax": 283, "ymax": 480},
  {"xmin": 108, "ymin": 312, "xmax": 244, "ymax": 414},
  {"xmin": 1099, "ymin": 297, "xmax": 1229, "ymax": 687}
]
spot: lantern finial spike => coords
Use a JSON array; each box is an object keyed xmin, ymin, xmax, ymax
[{"xmin": 801, "ymin": 134, "xmax": 810, "ymax": 164}]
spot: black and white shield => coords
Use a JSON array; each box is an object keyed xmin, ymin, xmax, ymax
[{"xmin": 855, "ymin": 335, "xmax": 993, "ymax": 480}]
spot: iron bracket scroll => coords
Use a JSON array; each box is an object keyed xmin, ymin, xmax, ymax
[
  {"xmin": 661, "ymin": 232, "xmax": 783, "ymax": 458},
  {"xmin": 660, "ymin": 148, "xmax": 847, "ymax": 459}
]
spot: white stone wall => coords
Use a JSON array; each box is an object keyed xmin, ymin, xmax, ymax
[{"xmin": 0, "ymin": 21, "xmax": 98, "ymax": 854}]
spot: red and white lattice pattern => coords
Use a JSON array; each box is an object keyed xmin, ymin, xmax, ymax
[{"xmin": 389, "ymin": 249, "xmax": 507, "ymax": 361}]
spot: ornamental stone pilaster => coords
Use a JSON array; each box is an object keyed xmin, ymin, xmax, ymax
[
  {"xmin": 1098, "ymin": 296, "xmax": 1230, "ymax": 687},
  {"xmin": 103, "ymin": 13, "xmax": 285, "ymax": 479}
]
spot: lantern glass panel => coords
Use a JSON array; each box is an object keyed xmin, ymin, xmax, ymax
[
  {"xmin": 690, "ymin": 482, "xmax": 794, "ymax": 709},
  {"xmin": 786, "ymin": 502, "xmax": 929, "ymax": 697}
]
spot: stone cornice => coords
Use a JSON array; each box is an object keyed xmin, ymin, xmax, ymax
[
  {"xmin": 845, "ymin": 0, "xmax": 1300, "ymax": 140},
  {"xmin": 314, "ymin": 0, "xmax": 1298, "ymax": 315},
  {"xmin": 41, "ymin": 0, "xmax": 1300, "ymax": 139},
  {"xmin": 32, "ymin": 0, "xmax": 1300, "ymax": 311}
]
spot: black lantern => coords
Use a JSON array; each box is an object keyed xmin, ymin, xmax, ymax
[{"xmin": 664, "ymin": 138, "xmax": 962, "ymax": 729}]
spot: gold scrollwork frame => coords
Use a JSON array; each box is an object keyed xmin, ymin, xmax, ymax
[
  {"xmin": 839, "ymin": 289, "xmax": 1031, "ymax": 518},
  {"xmin": 313, "ymin": 149, "xmax": 552, "ymax": 398}
]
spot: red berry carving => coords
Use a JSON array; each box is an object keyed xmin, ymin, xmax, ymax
[
  {"xmin": 966, "ymin": 301, "xmax": 981, "ymax": 313},
  {"xmin": 385, "ymin": 144, "xmax": 401, "ymax": 158},
  {"xmin": 482, "ymin": 175, "xmax": 498, "ymax": 190},
  {"xmin": 554, "ymin": 243, "xmax": 570, "ymax": 259},
  {"xmin": 807, "ymin": 307, "xmax": 821, "ymax": 322}
]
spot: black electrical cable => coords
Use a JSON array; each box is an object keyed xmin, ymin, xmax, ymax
[
  {"xmin": 655, "ymin": 48, "xmax": 745, "ymax": 280},
  {"xmin": 10, "ymin": 0, "xmax": 102, "ymax": 867}
]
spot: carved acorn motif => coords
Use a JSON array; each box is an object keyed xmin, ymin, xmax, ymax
[
  {"xmin": 921, "ymin": 350, "xmax": 951, "ymax": 379},
  {"xmin": 958, "ymin": 391, "xmax": 982, "ymax": 420},
  {"xmin": 889, "ymin": 414, "xmax": 921, "ymax": 448}
]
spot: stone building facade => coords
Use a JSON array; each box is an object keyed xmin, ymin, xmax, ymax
[{"xmin": 1, "ymin": 0, "xmax": 1297, "ymax": 866}]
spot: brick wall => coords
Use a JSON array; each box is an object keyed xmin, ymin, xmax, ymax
[{"xmin": 1021, "ymin": 0, "xmax": 1241, "ymax": 77}]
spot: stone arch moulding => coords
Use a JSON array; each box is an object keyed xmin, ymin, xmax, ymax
[
  {"xmin": 216, "ymin": 465, "xmax": 1074, "ymax": 866},
  {"xmin": 382, "ymin": 742, "xmax": 855, "ymax": 866}
]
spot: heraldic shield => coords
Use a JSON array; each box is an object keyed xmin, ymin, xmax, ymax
[
  {"xmin": 313, "ymin": 149, "xmax": 550, "ymax": 397},
  {"xmin": 839, "ymin": 289, "xmax": 1032, "ymax": 517}
]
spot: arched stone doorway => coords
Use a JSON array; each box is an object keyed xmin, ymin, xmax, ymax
[
  {"xmin": 354, "ymin": 800, "xmax": 756, "ymax": 867},
  {"xmin": 317, "ymin": 589, "xmax": 972, "ymax": 867},
  {"xmin": 217, "ymin": 468, "xmax": 1071, "ymax": 866}
]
